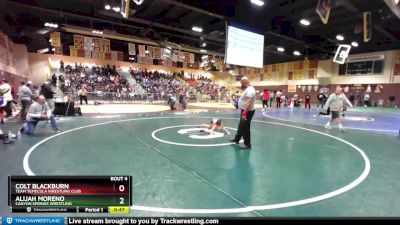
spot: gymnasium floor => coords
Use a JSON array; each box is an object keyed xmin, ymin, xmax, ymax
[{"xmin": 1, "ymin": 105, "xmax": 400, "ymax": 217}]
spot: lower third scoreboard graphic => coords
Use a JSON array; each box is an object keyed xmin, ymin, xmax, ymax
[{"xmin": 8, "ymin": 176, "xmax": 132, "ymax": 213}]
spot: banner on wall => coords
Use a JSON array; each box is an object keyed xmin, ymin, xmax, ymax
[
  {"xmin": 105, "ymin": 52, "xmax": 111, "ymax": 60},
  {"xmin": 111, "ymin": 51, "xmax": 118, "ymax": 61},
  {"xmin": 50, "ymin": 32, "xmax": 61, "ymax": 47},
  {"xmin": 395, "ymin": 50, "xmax": 400, "ymax": 75},
  {"xmin": 99, "ymin": 51, "xmax": 105, "ymax": 60},
  {"xmin": 54, "ymin": 46, "xmax": 62, "ymax": 55},
  {"xmin": 91, "ymin": 50, "xmax": 99, "ymax": 60},
  {"xmin": 138, "ymin": 45, "xmax": 146, "ymax": 56},
  {"xmin": 74, "ymin": 35, "xmax": 84, "ymax": 49},
  {"xmin": 69, "ymin": 46, "xmax": 78, "ymax": 57},
  {"xmin": 93, "ymin": 38, "xmax": 103, "ymax": 51},
  {"xmin": 137, "ymin": 55, "xmax": 143, "ymax": 64},
  {"xmin": 189, "ymin": 53, "xmax": 195, "ymax": 64},
  {"xmin": 178, "ymin": 51, "xmax": 185, "ymax": 62},
  {"xmin": 147, "ymin": 46, "xmax": 155, "ymax": 58},
  {"xmin": 153, "ymin": 47, "xmax": 161, "ymax": 59},
  {"xmin": 77, "ymin": 49, "xmax": 85, "ymax": 58},
  {"xmin": 128, "ymin": 43, "xmax": 136, "ymax": 55},
  {"xmin": 102, "ymin": 39, "xmax": 110, "ymax": 52},
  {"xmin": 83, "ymin": 36, "xmax": 93, "ymax": 50},
  {"xmin": 288, "ymin": 85, "xmax": 297, "ymax": 93},
  {"xmin": 84, "ymin": 50, "xmax": 91, "ymax": 58},
  {"xmin": 117, "ymin": 51, "xmax": 124, "ymax": 61}
]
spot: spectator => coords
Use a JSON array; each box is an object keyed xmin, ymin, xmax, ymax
[
  {"xmin": 78, "ymin": 86, "xmax": 88, "ymax": 105},
  {"xmin": 262, "ymin": 89, "xmax": 270, "ymax": 109},
  {"xmin": 40, "ymin": 80, "xmax": 56, "ymax": 113},
  {"xmin": 18, "ymin": 81, "xmax": 35, "ymax": 120},
  {"xmin": 0, "ymin": 80, "xmax": 13, "ymax": 118}
]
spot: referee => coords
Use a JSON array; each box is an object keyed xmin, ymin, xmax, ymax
[{"xmin": 230, "ymin": 77, "xmax": 256, "ymax": 149}]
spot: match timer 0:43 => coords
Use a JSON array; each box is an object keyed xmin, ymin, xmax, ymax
[{"xmin": 8, "ymin": 176, "xmax": 132, "ymax": 213}]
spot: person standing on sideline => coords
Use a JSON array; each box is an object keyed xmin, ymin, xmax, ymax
[
  {"xmin": 316, "ymin": 92, "xmax": 325, "ymax": 109},
  {"xmin": 276, "ymin": 90, "xmax": 283, "ymax": 108},
  {"xmin": 18, "ymin": 95, "xmax": 61, "ymax": 135},
  {"xmin": 78, "ymin": 86, "xmax": 88, "ymax": 105},
  {"xmin": 262, "ymin": 89, "xmax": 270, "ymax": 109},
  {"xmin": 305, "ymin": 94, "xmax": 311, "ymax": 110},
  {"xmin": 269, "ymin": 91, "xmax": 274, "ymax": 107},
  {"xmin": 40, "ymin": 79, "xmax": 56, "ymax": 113},
  {"xmin": 324, "ymin": 87, "xmax": 353, "ymax": 131},
  {"xmin": 230, "ymin": 77, "xmax": 256, "ymax": 149},
  {"xmin": 0, "ymin": 80, "xmax": 13, "ymax": 118},
  {"xmin": 19, "ymin": 81, "xmax": 35, "ymax": 120}
]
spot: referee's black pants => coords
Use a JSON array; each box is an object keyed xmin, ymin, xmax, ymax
[{"xmin": 234, "ymin": 109, "xmax": 255, "ymax": 147}]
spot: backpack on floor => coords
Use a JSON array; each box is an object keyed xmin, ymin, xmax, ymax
[{"xmin": 74, "ymin": 107, "xmax": 82, "ymax": 116}]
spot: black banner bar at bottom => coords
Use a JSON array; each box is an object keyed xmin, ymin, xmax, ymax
[{"xmin": 66, "ymin": 217, "xmax": 400, "ymax": 225}]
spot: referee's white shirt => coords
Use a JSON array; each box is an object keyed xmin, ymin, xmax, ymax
[{"xmin": 238, "ymin": 86, "xmax": 256, "ymax": 111}]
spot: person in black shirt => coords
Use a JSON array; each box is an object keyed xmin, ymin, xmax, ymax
[
  {"xmin": 305, "ymin": 95, "xmax": 311, "ymax": 110},
  {"xmin": 316, "ymin": 93, "xmax": 325, "ymax": 109},
  {"xmin": 40, "ymin": 80, "xmax": 55, "ymax": 113}
]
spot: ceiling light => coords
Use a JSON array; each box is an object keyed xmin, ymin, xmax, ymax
[
  {"xmin": 113, "ymin": 7, "xmax": 120, "ymax": 12},
  {"xmin": 300, "ymin": 19, "xmax": 310, "ymax": 26},
  {"xmin": 202, "ymin": 43, "xmax": 207, "ymax": 47},
  {"xmin": 49, "ymin": 39, "xmax": 52, "ymax": 43},
  {"xmin": 192, "ymin": 26, "xmax": 203, "ymax": 33},
  {"xmin": 293, "ymin": 51, "xmax": 301, "ymax": 56},
  {"xmin": 200, "ymin": 49, "xmax": 207, "ymax": 53},
  {"xmin": 351, "ymin": 41, "xmax": 359, "ymax": 47},
  {"xmin": 251, "ymin": 0, "xmax": 264, "ymax": 6},
  {"xmin": 105, "ymin": 5, "xmax": 111, "ymax": 10},
  {"xmin": 145, "ymin": 50, "xmax": 149, "ymax": 54},
  {"xmin": 336, "ymin": 34, "xmax": 345, "ymax": 41},
  {"xmin": 37, "ymin": 48, "xmax": 49, "ymax": 53},
  {"xmin": 44, "ymin": 22, "xmax": 58, "ymax": 28},
  {"xmin": 277, "ymin": 47, "xmax": 285, "ymax": 52},
  {"xmin": 51, "ymin": 48, "xmax": 55, "ymax": 51}
]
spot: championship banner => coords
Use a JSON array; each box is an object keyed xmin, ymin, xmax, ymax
[
  {"xmin": 167, "ymin": 59, "xmax": 173, "ymax": 67},
  {"xmin": 147, "ymin": 57, "xmax": 154, "ymax": 65},
  {"xmin": 137, "ymin": 55, "xmax": 143, "ymax": 64},
  {"xmin": 147, "ymin": 46, "xmax": 154, "ymax": 58},
  {"xmin": 111, "ymin": 51, "xmax": 118, "ymax": 61},
  {"xmin": 54, "ymin": 46, "xmax": 62, "ymax": 55},
  {"xmin": 105, "ymin": 52, "xmax": 111, "ymax": 60},
  {"xmin": 184, "ymin": 52, "xmax": 190, "ymax": 63},
  {"xmin": 128, "ymin": 43, "xmax": 136, "ymax": 55},
  {"xmin": 138, "ymin": 45, "xmax": 146, "ymax": 57},
  {"xmin": 316, "ymin": 0, "xmax": 331, "ymax": 24},
  {"xmin": 117, "ymin": 51, "xmax": 124, "ymax": 61},
  {"xmin": 69, "ymin": 46, "xmax": 78, "ymax": 57},
  {"xmin": 73, "ymin": 35, "xmax": 84, "ymax": 49},
  {"xmin": 363, "ymin": 11, "xmax": 372, "ymax": 43},
  {"xmin": 84, "ymin": 36, "xmax": 93, "ymax": 50},
  {"xmin": 84, "ymin": 50, "xmax": 92, "ymax": 58},
  {"xmin": 160, "ymin": 48, "xmax": 167, "ymax": 60},
  {"xmin": 153, "ymin": 47, "xmax": 161, "ymax": 59},
  {"xmin": 93, "ymin": 38, "xmax": 103, "ymax": 51},
  {"xmin": 102, "ymin": 39, "xmax": 110, "ymax": 52},
  {"xmin": 178, "ymin": 52, "xmax": 184, "ymax": 62},
  {"xmin": 99, "ymin": 51, "xmax": 105, "ymax": 60},
  {"xmin": 91, "ymin": 50, "xmax": 99, "ymax": 60},
  {"xmin": 50, "ymin": 32, "xmax": 61, "ymax": 47},
  {"xmin": 171, "ymin": 51, "xmax": 178, "ymax": 62},
  {"xmin": 189, "ymin": 53, "xmax": 195, "ymax": 64},
  {"xmin": 77, "ymin": 49, "xmax": 85, "ymax": 58}
]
